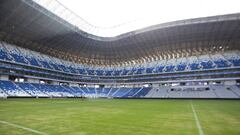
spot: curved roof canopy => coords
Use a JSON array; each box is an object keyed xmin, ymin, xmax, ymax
[
  {"xmin": 34, "ymin": 0, "xmax": 240, "ymax": 37},
  {"xmin": 0, "ymin": 0, "xmax": 240, "ymax": 66}
]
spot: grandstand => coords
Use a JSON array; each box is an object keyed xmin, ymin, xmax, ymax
[
  {"xmin": 0, "ymin": 0, "xmax": 239, "ymax": 99},
  {"xmin": 1, "ymin": 0, "xmax": 240, "ymax": 135}
]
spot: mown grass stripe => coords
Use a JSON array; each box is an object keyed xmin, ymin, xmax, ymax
[{"xmin": 0, "ymin": 120, "xmax": 48, "ymax": 135}]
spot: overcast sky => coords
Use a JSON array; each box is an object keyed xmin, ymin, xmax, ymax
[{"xmin": 58, "ymin": 0, "xmax": 240, "ymax": 28}]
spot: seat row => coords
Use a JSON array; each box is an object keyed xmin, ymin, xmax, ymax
[
  {"xmin": 1, "ymin": 41, "xmax": 240, "ymax": 76},
  {"xmin": 0, "ymin": 80, "xmax": 151, "ymax": 98}
]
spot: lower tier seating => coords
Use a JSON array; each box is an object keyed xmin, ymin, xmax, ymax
[
  {"xmin": 0, "ymin": 80, "xmax": 239, "ymax": 98},
  {"xmin": 0, "ymin": 80, "xmax": 150, "ymax": 98},
  {"xmin": 145, "ymin": 86, "xmax": 240, "ymax": 98}
]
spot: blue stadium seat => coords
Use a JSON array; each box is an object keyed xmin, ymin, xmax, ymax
[
  {"xmin": 16, "ymin": 82, "xmax": 48, "ymax": 96},
  {"xmin": 87, "ymin": 69, "xmax": 95, "ymax": 75},
  {"xmin": 121, "ymin": 69, "xmax": 129, "ymax": 75},
  {"xmin": 127, "ymin": 69, "xmax": 137, "ymax": 75},
  {"xmin": 0, "ymin": 80, "xmax": 18, "ymax": 92},
  {"xmin": 25, "ymin": 57, "xmax": 41, "ymax": 67},
  {"xmin": 134, "ymin": 87, "xmax": 151, "ymax": 97},
  {"xmin": 165, "ymin": 65, "xmax": 175, "ymax": 72},
  {"xmin": 77, "ymin": 68, "xmax": 86, "ymax": 74},
  {"xmin": 135, "ymin": 68, "xmax": 145, "ymax": 74},
  {"xmin": 123, "ymin": 88, "xmax": 140, "ymax": 97},
  {"xmin": 176, "ymin": 64, "xmax": 187, "ymax": 71},
  {"xmin": 39, "ymin": 60, "xmax": 54, "ymax": 69},
  {"xmin": 201, "ymin": 61, "xmax": 215, "ymax": 69},
  {"xmin": 155, "ymin": 66, "xmax": 164, "ymax": 73},
  {"xmin": 107, "ymin": 88, "xmax": 119, "ymax": 97},
  {"xmin": 189, "ymin": 63, "xmax": 200, "ymax": 70},
  {"xmin": 68, "ymin": 66, "xmax": 78, "ymax": 73},
  {"xmin": 10, "ymin": 53, "xmax": 28, "ymax": 64},
  {"xmin": 113, "ymin": 70, "xmax": 121, "ymax": 76},
  {"xmin": 100, "ymin": 88, "xmax": 111, "ymax": 96},
  {"xmin": 96, "ymin": 70, "xmax": 104, "ymax": 76},
  {"xmin": 0, "ymin": 49, "xmax": 12, "ymax": 61},
  {"xmin": 113, "ymin": 88, "xmax": 131, "ymax": 97},
  {"xmin": 0, "ymin": 80, "xmax": 29, "ymax": 96},
  {"xmin": 58, "ymin": 64, "xmax": 70, "ymax": 73},
  {"xmin": 105, "ymin": 70, "xmax": 113, "ymax": 76},
  {"xmin": 79, "ymin": 87, "xmax": 89, "ymax": 94},
  {"xmin": 228, "ymin": 58, "xmax": 240, "ymax": 66},
  {"xmin": 67, "ymin": 86, "xmax": 84, "ymax": 96},
  {"xmin": 146, "ymin": 67, "xmax": 154, "ymax": 74},
  {"xmin": 214, "ymin": 59, "xmax": 230, "ymax": 68},
  {"xmin": 87, "ymin": 88, "xmax": 96, "ymax": 94},
  {"xmin": 49, "ymin": 63, "xmax": 62, "ymax": 71}
]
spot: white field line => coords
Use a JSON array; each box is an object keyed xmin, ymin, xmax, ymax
[
  {"xmin": 0, "ymin": 120, "xmax": 48, "ymax": 135},
  {"xmin": 191, "ymin": 102, "xmax": 204, "ymax": 135}
]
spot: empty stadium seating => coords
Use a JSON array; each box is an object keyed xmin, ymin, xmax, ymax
[
  {"xmin": 0, "ymin": 80, "xmax": 239, "ymax": 99},
  {"xmin": 145, "ymin": 86, "xmax": 240, "ymax": 98},
  {"xmin": 0, "ymin": 42, "xmax": 240, "ymax": 77},
  {"xmin": 0, "ymin": 80, "xmax": 30, "ymax": 97},
  {"xmin": 16, "ymin": 82, "xmax": 48, "ymax": 97},
  {"xmin": 0, "ymin": 80, "xmax": 151, "ymax": 98}
]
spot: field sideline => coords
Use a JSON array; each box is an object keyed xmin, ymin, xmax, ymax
[{"xmin": 0, "ymin": 99, "xmax": 239, "ymax": 135}]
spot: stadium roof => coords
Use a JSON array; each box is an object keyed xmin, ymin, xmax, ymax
[
  {"xmin": 35, "ymin": 0, "xmax": 240, "ymax": 37},
  {"xmin": 0, "ymin": 0, "xmax": 240, "ymax": 66}
]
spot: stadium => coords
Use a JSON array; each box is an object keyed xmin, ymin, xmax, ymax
[{"xmin": 0, "ymin": 0, "xmax": 240, "ymax": 134}]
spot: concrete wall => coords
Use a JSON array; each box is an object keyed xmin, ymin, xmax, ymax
[
  {"xmin": 0, "ymin": 75, "xmax": 8, "ymax": 81},
  {"xmin": 27, "ymin": 78, "xmax": 39, "ymax": 83},
  {"xmin": 224, "ymin": 80, "xmax": 236, "ymax": 85}
]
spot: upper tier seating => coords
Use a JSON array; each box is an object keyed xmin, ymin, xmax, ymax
[
  {"xmin": 211, "ymin": 54, "xmax": 230, "ymax": 68},
  {"xmin": 198, "ymin": 55, "xmax": 215, "ymax": 69},
  {"xmin": 113, "ymin": 70, "xmax": 122, "ymax": 76},
  {"xmin": 0, "ymin": 43, "xmax": 13, "ymax": 61},
  {"xmin": 96, "ymin": 70, "xmax": 104, "ymax": 76},
  {"xmin": 224, "ymin": 52, "xmax": 240, "ymax": 66},
  {"xmin": 86, "ymin": 69, "xmax": 95, "ymax": 75},
  {"xmin": 135, "ymin": 68, "xmax": 145, "ymax": 74},
  {"xmin": 18, "ymin": 47, "xmax": 41, "ymax": 67},
  {"xmin": 105, "ymin": 70, "xmax": 113, "ymax": 76},
  {"xmin": 176, "ymin": 58, "xmax": 187, "ymax": 71},
  {"xmin": 0, "ymin": 42, "xmax": 239, "ymax": 76},
  {"xmin": 3, "ymin": 43, "xmax": 28, "ymax": 64},
  {"xmin": 146, "ymin": 67, "xmax": 154, "ymax": 74},
  {"xmin": 121, "ymin": 69, "xmax": 129, "ymax": 75},
  {"xmin": 165, "ymin": 59, "xmax": 176, "ymax": 72},
  {"xmin": 188, "ymin": 56, "xmax": 200, "ymax": 70}
]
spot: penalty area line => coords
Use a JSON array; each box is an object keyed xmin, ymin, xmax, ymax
[
  {"xmin": 191, "ymin": 102, "xmax": 204, "ymax": 135},
  {"xmin": 0, "ymin": 120, "xmax": 48, "ymax": 135}
]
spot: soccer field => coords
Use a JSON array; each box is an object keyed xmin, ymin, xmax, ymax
[{"xmin": 0, "ymin": 99, "xmax": 239, "ymax": 135}]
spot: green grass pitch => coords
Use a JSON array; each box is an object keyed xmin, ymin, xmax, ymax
[{"xmin": 0, "ymin": 99, "xmax": 240, "ymax": 135}]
